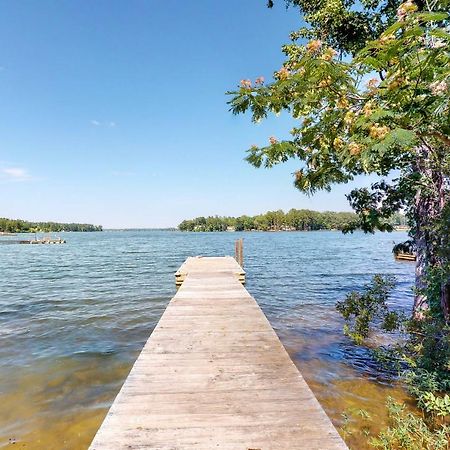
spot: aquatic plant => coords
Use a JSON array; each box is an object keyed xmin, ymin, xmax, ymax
[
  {"xmin": 337, "ymin": 274, "xmax": 450, "ymax": 447},
  {"xmin": 370, "ymin": 397, "xmax": 450, "ymax": 450}
]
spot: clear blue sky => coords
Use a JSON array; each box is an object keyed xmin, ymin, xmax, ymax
[{"xmin": 0, "ymin": 0, "xmax": 373, "ymax": 228}]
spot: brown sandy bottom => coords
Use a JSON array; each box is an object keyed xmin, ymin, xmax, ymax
[
  {"xmin": 0, "ymin": 356, "xmax": 132, "ymax": 449},
  {"xmin": 304, "ymin": 364, "xmax": 410, "ymax": 449},
  {"xmin": 0, "ymin": 342, "xmax": 411, "ymax": 450},
  {"xmin": 283, "ymin": 331, "xmax": 411, "ymax": 449}
]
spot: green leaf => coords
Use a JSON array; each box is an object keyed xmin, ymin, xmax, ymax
[
  {"xmin": 416, "ymin": 12, "xmax": 449, "ymax": 22},
  {"xmin": 383, "ymin": 22, "xmax": 403, "ymax": 36},
  {"xmin": 430, "ymin": 29, "xmax": 450, "ymax": 41},
  {"xmin": 385, "ymin": 128, "xmax": 417, "ymax": 147}
]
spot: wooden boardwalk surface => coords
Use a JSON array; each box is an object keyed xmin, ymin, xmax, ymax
[{"xmin": 89, "ymin": 256, "xmax": 347, "ymax": 450}]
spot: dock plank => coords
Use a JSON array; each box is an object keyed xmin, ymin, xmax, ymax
[{"xmin": 89, "ymin": 256, "xmax": 347, "ymax": 449}]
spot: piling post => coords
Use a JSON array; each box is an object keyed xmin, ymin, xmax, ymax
[{"xmin": 235, "ymin": 238, "xmax": 243, "ymax": 268}]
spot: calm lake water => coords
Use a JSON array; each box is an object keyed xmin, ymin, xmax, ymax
[{"xmin": 0, "ymin": 230, "xmax": 415, "ymax": 449}]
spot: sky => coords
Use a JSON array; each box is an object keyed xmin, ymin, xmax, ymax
[{"xmin": 0, "ymin": 0, "xmax": 376, "ymax": 228}]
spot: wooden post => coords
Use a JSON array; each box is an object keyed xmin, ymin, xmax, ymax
[
  {"xmin": 239, "ymin": 238, "xmax": 244, "ymax": 268},
  {"xmin": 235, "ymin": 238, "xmax": 243, "ymax": 268}
]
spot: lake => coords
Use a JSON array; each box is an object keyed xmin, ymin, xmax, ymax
[{"xmin": 0, "ymin": 230, "xmax": 415, "ymax": 449}]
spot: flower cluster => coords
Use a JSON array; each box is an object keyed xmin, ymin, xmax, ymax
[
  {"xmin": 269, "ymin": 136, "xmax": 278, "ymax": 145},
  {"xmin": 380, "ymin": 33, "xmax": 395, "ymax": 45},
  {"xmin": 240, "ymin": 79, "xmax": 252, "ymax": 89},
  {"xmin": 430, "ymin": 80, "xmax": 448, "ymax": 96},
  {"xmin": 388, "ymin": 78, "xmax": 404, "ymax": 90},
  {"xmin": 306, "ymin": 40, "xmax": 322, "ymax": 54},
  {"xmin": 397, "ymin": 0, "xmax": 417, "ymax": 21},
  {"xmin": 255, "ymin": 76, "xmax": 265, "ymax": 85},
  {"xmin": 321, "ymin": 47, "xmax": 338, "ymax": 61},
  {"xmin": 344, "ymin": 111, "xmax": 355, "ymax": 125},
  {"xmin": 363, "ymin": 102, "xmax": 374, "ymax": 117},
  {"xmin": 276, "ymin": 67, "xmax": 290, "ymax": 80},
  {"xmin": 348, "ymin": 142, "xmax": 362, "ymax": 156},
  {"xmin": 366, "ymin": 78, "xmax": 379, "ymax": 91},
  {"xmin": 333, "ymin": 137, "xmax": 344, "ymax": 149},
  {"xmin": 337, "ymin": 97, "xmax": 349, "ymax": 109},
  {"xmin": 295, "ymin": 170, "xmax": 304, "ymax": 181},
  {"xmin": 318, "ymin": 76, "xmax": 332, "ymax": 88},
  {"xmin": 369, "ymin": 124, "xmax": 390, "ymax": 140}
]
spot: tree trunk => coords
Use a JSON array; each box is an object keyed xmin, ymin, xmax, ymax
[
  {"xmin": 412, "ymin": 145, "xmax": 449, "ymax": 321},
  {"xmin": 435, "ymin": 158, "xmax": 450, "ymax": 321},
  {"xmin": 413, "ymin": 187, "xmax": 430, "ymax": 318},
  {"xmin": 441, "ymin": 282, "xmax": 450, "ymax": 321}
]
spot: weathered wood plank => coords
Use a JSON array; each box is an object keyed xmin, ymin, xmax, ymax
[
  {"xmin": 89, "ymin": 256, "xmax": 347, "ymax": 449},
  {"xmin": 175, "ymin": 256, "xmax": 245, "ymax": 286}
]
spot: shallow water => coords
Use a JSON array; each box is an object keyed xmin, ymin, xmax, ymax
[{"xmin": 0, "ymin": 230, "xmax": 414, "ymax": 449}]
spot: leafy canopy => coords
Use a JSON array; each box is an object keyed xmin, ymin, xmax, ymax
[{"xmin": 228, "ymin": 0, "xmax": 449, "ymax": 232}]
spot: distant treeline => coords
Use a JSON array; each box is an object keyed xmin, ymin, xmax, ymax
[
  {"xmin": 179, "ymin": 210, "xmax": 408, "ymax": 232},
  {"xmin": 0, "ymin": 218, "xmax": 103, "ymax": 233},
  {"xmin": 178, "ymin": 209, "xmax": 360, "ymax": 232}
]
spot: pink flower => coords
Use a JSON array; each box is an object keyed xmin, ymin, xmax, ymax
[
  {"xmin": 322, "ymin": 47, "xmax": 337, "ymax": 61},
  {"xmin": 276, "ymin": 67, "xmax": 290, "ymax": 80},
  {"xmin": 431, "ymin": 39, "xmax": 446, "ymax": 49},
  {"xmin": 430, "ymin": 80, "xmax": 448, "ymax": 95},
  {"xmin": 255, "ymin": 76, "xmax": 265, "ymax": 85},
  {"xmin": 397, "ymin": 0, "xmax": 417, "ymax": 21},
  {"xmin": 366, "ymin": 78, "xmax": 379, "ymax": 89},
  {"xmin": 269, "ymin": 136, "xmax": 278, "ymax": 145},
  {"xmin": 348, "ymin": 142, "xmax": 362, "ymax": 156},
  {"xmin": 240, "ymin": 79, "xmax": 252, "ymax": 89},
  {"xmin": 306, "ymin": 40, "xmax": 322, "ymax": 53}
]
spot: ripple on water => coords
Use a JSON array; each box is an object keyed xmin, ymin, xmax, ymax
[{"xmin": 0, "ymin": 230, "xmax": 414, "ymax": 449}]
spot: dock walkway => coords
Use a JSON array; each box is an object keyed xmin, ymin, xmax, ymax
[{"xmin": 89, "ymin": 256, "xmax": 347, "ymax": 449}]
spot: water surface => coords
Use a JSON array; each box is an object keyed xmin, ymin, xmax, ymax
[{"xmin": 0, "ymin": 230, "xmax": 414, "ymax": 449}]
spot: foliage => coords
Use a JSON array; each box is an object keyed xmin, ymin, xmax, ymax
[
  {"xmin": 337, "ymin": 275, "xmax": 450, "ymax": 447},
  {"xmin": 336, "ymin": 275, "xmax": 402, "ymax": 343},
  {"xmin": 337, "ymin": 275, "xmax": 450, "ymax": 391},
  {"xmin": 228, "ymin": 0, "xmax": 450, "ymax": 318},
  {"xmin": 228, "ymin": 4, "xmax": 449, "ymax": 202},
  {"xmin": 178, "ymin": 208, "xmax": 359, "ymax": 232},
  {"xmin": 417, "ymin": 391, "xmax": 450, "ymax": 419},
  {"xmin": 369, "ymin": 397, "xmax": 450, "ymax": 450},
  {"xmin": 404, "ymin": 318, "xmax": 450, "ymax": 391},
  {"xmin": 268, "ymin": 0, "xmax": 400, "ymax": 55},
  {"xmin": 233, "ymin": 0, "xmax": 450, "ymax": 446},
  {"xmin": 0, "ymin": 217, "xmax": 102, "ymax": 233}
]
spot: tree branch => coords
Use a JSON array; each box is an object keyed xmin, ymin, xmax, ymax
[{"xmin": 427, "ymin": 131, "xmax": 450, "ymax": 147}]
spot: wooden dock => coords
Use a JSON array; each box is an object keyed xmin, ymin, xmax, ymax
[
  {"xmin": 394, "ymin": 252, "xmax": 416, "ymax": 262},
  {"xmin": 89, "ymin": 256, "xmax": 347, "ymax": 449},
  {"xmin": 0, "ymin": 237, "xmax": 66, "ymax": 245},
  {"xmin": 175, "ymin": 256, "xmax": 246, "ymax": 287}
]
